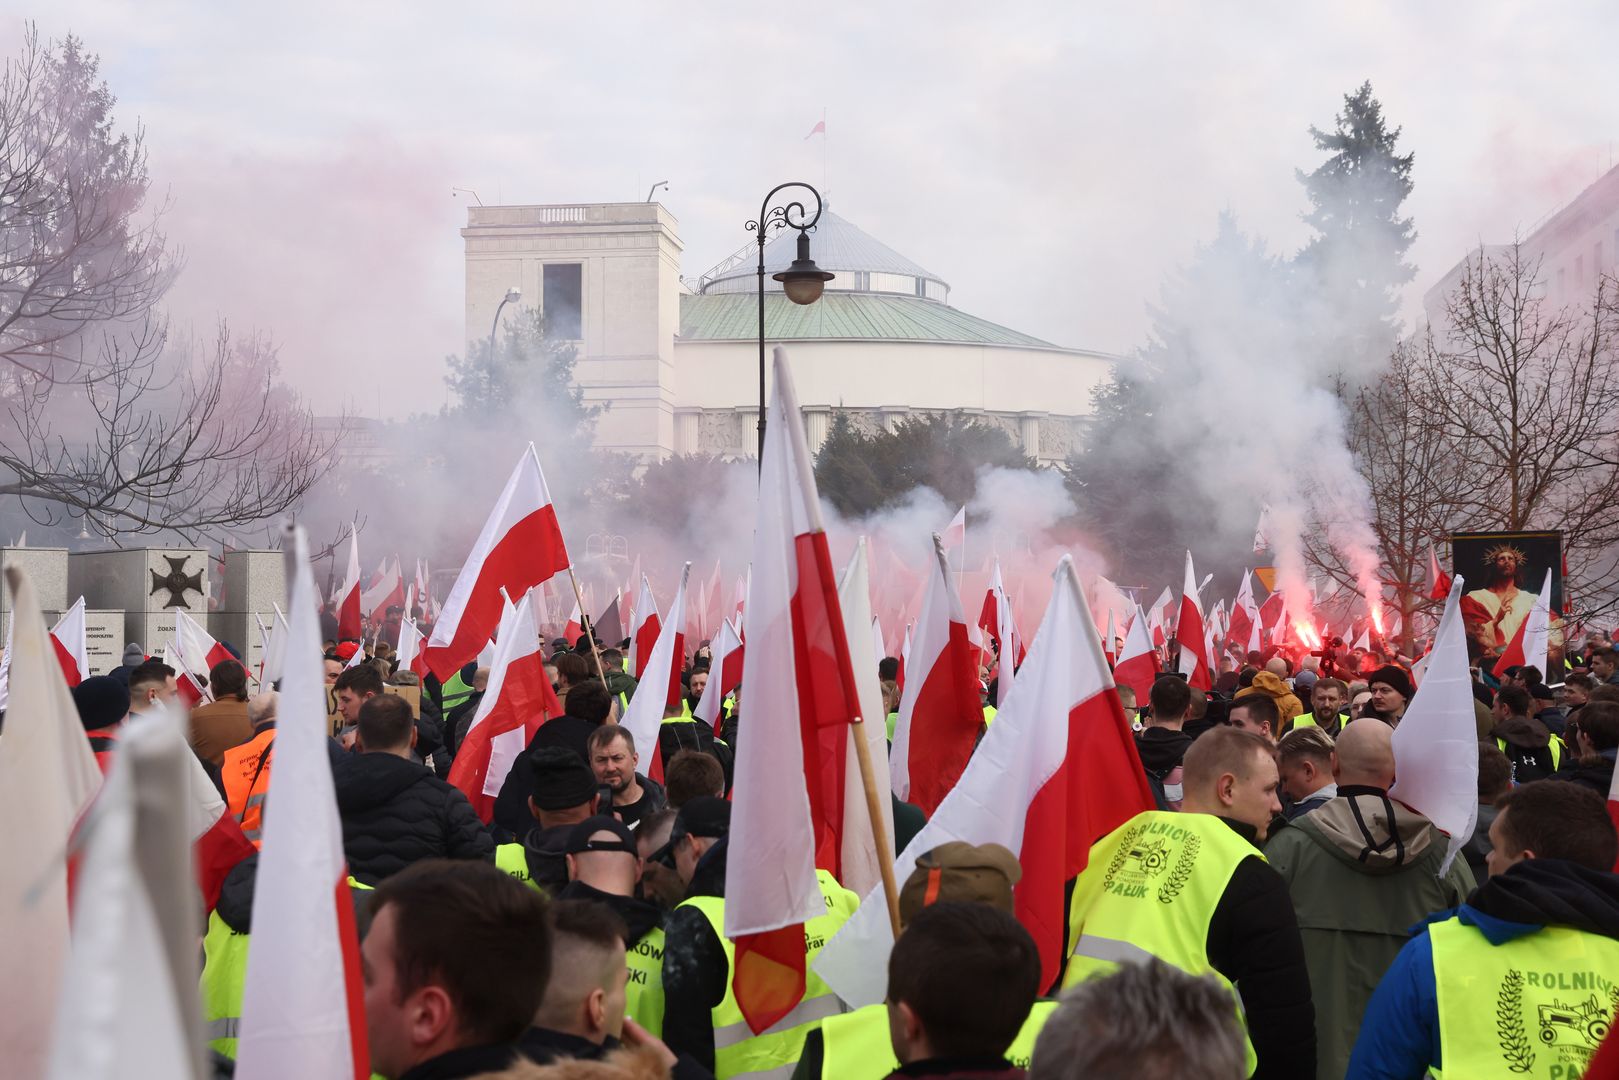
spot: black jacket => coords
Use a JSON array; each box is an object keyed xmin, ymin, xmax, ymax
[
  {"xmin": 1554, "ymin": 750, "xmax": 1616, "ymax": 795},
  {"xmin": 661, "ymin": 836, "xmax": 732, "ymax": 1073},
  {"xmin": 334, "ymin": 752, "xmax": 494, "ymax": 885},
  {"xmin": 1205, "ymin": 817, "xmax": 1317, "ymax": 1080},
  {"xmin": 1468, "ymin": 856, "xmax": 1619, "ymax": 935},
  {"xmin": 1135, "ymin": 727, "xmax": 1192, "ymax": 811},
  {"xmin": 1491, "ymin": 715, "xmax": 1559, "ymax": 782},
  {"xmin": 556, "ymin": 880, "xmax": 665, "ymax": 949},
  {"xmin": 492, "ymin": 725, "xmax": 600, "ymax": 842},
  {"xmin": 520, "ymin": 821, "xmax": 574, "ymax": 896}
]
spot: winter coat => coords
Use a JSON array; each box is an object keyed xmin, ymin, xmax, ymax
[
  {"xmin": 1346, "ymin": 858, "xmax": 1619, "ymax": 1078},
  {"xmin": 556, "ymin": 880, "xmax": 665, "ymax": 950},
  {"xmin": 472, "ymin": 1044, "xmax": 673, "ymax": 1080},
  {"xmin": 1134, "ymin": 726, "xmax": 1192, "ymax": 811},
  {"xmin": 1265, "ymin": 787, "xmax": 1475, "ymax": 1079},
  {"xmin": 1234, "ymin": 671, "xmax": 1305, "ymax": 729},
  {"xmin": 1490, "ymin": 714, "xmax": 1559, "ymax": 782},
  {"xmin": 334, "ymin": 751, "xmax": 494, "ymax": 885},
  {"xmin": 1555, "ymin": 748, "xmax": 1616, "ymax": 794},
  {"xmin": 190, "ymin": 698, "xmax": 255, "ymax": 767}
]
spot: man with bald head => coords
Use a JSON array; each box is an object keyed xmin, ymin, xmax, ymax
[{"xmin": 1264, "ymin": 720, "xmax": 1475, "ymax": 1079}]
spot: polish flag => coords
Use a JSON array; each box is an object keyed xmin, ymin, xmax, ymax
[
  {"xmin": 175, "ymin": 607, "xmax": 233, "ymax": 676},
  {"xmin": 629, "ymin": 575, "xmax": 661, "ymax": 679},
  {"xmin": 423, "ymin": 444, "xmax": 571, "ymax": 680},
  {"xmin": 531, "ymin": 581, "xmax": 554, "ymax": 639},
  {"xmin": 897, "ymin": 621, "xmax": 912, "ymax": 692},
  {"xmin": 733, "ymin": 573, "xmax": 749, "ymax": 620},
  {"xmin": 978, "ymin": 559, "xmax": 1023, "ymax": 701},
  {"xmin": 1427, "ymin": 539, "xmax": 1452, "ymax": 601},
  {"xmin": 940, "ymin": 506, "xmax": 966, "ymax": 567},
  {"xmin": 1146, "ymin": 587, "xmax": 1172, "ymax": 648},
  {"xmin": 1258, "ymin": 588, "xmax": 1285, "ymax": 634},
  {"xmin": 816, "ymin": 554, "xmax": 1157, "ymax": 1005},
  {"xmin": 1352, "ymin": 625, "xmax": 1371, "ymax": 652},
  {"xmin": 1103, "ymin": 610, "xmax": 1116, "ymax": 668},
  {"xmin": 1091, "ymin": 575, "xmax": 1135, "ymax": 642},
  {"xmin": 360, "ymin": 556, "xmax": 404, "ymax": 624},
  {"xmin": 335, "ymin": 527, "xmax": 363, "ymax": 642},
  {"xmin": 449, "ymin": 592, "xmax": 559, "ymax": 823},
  {"xmin": 1492, "ymin": 568, "xmax": 1553, "ymax": 680},
  {"xmin": 396, "ymin": 618, "xmax": 428, "ymax": 678},
  {"xmin": 1175, "ymin": 552, "xmax": 1212, "ymax": 691},
  {"xmin": 0, "ymin": 564, "xmax": 104, "ymax": 1078},
  {"xmin": 1390, "ymin": 577, "xmax": 1479, "ymax": 874},
  {"xmin": 562, "ymin": 595, "xmax": 584, "ymax": 650},
  {"xmin": 1112, "ymin": 605, "xmax": 1160, "ymax": 703},
  {"xmin": 694, "ymin": 616, "xmax": 744, "ymax": 732},
  {"xmin": 727, "ymin": 347, "xmax": 867, "ymax": 1035},
  {"xmin": 187, "ymin": 744, "xmax": 257, "ymax": 913},
  {"xmin": 45, "ymin": 701, "xmax": 203, "ymax": 1078},
  {"xmin": 235, "ymin": 527, "xmax": 368, "ymax": 1080},
  {"xmin": 1609, "ymin": 752, "xmax": 1619, "ymax": 872},
  {"xmin": 1227, "ymin": 571, "xmax": 1259, "ymax": 653},
  {"xmin": 620, "ymin": 564, "xmax": 690, "ymax": 782},
  {"xmin": 891, "ymin": 534, "xmax": 985, "ymax": 815},
  {"xmin": 837, "ymin": 537, "xmax": 897, "ymax": 900},
  {"xmin": 49, "ymin": 596, "xmax": 89, "ymax": 687}
]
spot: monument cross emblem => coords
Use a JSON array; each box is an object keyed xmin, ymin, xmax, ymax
[{"xmin": 150, "ymin": 555, "xmax": 204, "ymax": 608}]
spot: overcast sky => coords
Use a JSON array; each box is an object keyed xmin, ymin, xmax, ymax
[{"xmin": 12, "ymin": 2, "xmax": 1619, "ymax": 417}]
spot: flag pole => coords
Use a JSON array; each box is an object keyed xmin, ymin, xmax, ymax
[
  {"xmin": 566, "ymin": 567, "xmax": 611, "ymax": 685},
  {"xmin": 850, "ymin": 715, "xmax": 902, "ymax": 936}
]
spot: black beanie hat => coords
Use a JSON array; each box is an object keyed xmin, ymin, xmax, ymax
[
  {"xmin": 528, "ymin": 746, "xmax": 598, "ymax": 810},
  {"xmin": 72, "ymin": 675, "xmax": 131, "ymax": 732},
  {"xmin": 1367, "ymin": 664, "xmax": 1414, "ymax": 702}
]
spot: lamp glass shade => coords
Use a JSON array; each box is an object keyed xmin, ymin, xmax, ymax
[{"xmin": 780, "ymin": 275, "xmax": 827, "ymax": 305}]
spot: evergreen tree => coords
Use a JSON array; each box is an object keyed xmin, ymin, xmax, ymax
[
  {"xmin": 1295, "ymin": 81, "xmax": 1416, "ymax": 373},
  {"xmin": 814, "ymin": 410, "xmax": 1035, "ymax": 517},
  {"xmin": 814, "ymin": 411, "xmax": 884, "ymax": 517}
]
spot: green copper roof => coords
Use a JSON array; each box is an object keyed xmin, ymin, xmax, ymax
[{"xmin": 678, "ymin": 292, "xmax": 1062, "ymax": 349}]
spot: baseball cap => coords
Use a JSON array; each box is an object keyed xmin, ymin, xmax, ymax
[
  {"xmin": 898, "ymin": 841, "xmax": 1021, "ymax": 925},
  {"xmin": 565, "ymin": 815, "xmax": 638, "ymax": 856}
]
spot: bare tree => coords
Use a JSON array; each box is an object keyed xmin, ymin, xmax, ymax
[{"xmin": 0, "ymin": 29, "xmax": 335, "ymax": 542}]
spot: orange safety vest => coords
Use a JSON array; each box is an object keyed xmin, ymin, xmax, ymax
[{"xmin": 222, "ymin": 726, "xmax": 276, "ymax": 847}]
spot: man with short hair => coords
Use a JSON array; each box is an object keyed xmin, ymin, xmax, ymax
[
  {"xmin": 1364, "ymin": 665, "xmax": 1412, "ymax": 726},
  {"xmin": 1275, "ymin": 726, "xmax": 1337, "ymax": 820},
  {"xmin": 885, "ymin": 903, "xmax": 1041, "ymax": 1079},
  {"xmin": 1562, "ymin": 671, "xmax": 1593, "ymax": 724},
  {"xmin": 335, "ymin": 695, "xmax": 493, "ymax": 884},
  {"xmin": 362, "ymin": 860, "xmax": 552, "ymax": 1079},
  {"xmin": 1489, "ymin": 683, "xmax": 1560, "ymax": 782},
  {"xmin": 190, "ymin": 658, "xmax": 255, "ymax": 767},
  {"xmin": 1265, "ymin": 720, "xmax": 1474, "ymax": 1078},
  {"xmin": 588, "ymin": 724, "xmax": 666, "ymax": 829},
  {"xmin": 1293, "ymin": 677, "xmax": 1350, "ymax": 737},
  {"xmin": 555, "ymin": 816, "xmax": 670, "ymax": 1039},
  {"xmin": 1589, "ymin": 645, "xmax": 1619, "ymax": 685},
  {"xmin": 664, "ymin": 749, "xmax": 725, "ymax": 809},
  {"xmin": 1348, "ymin": 781, "xmax": 1619, "ymax": 1079},
  {"xmin": 662, "ymin": 797, "xmax": 859, "ymax": 1076},
  {"xmin": 1229, "ymin": 694, "xmax": 1281, "ymax": 743},
  {"xmin": 1064, "ymin": 727, "xmax": 1315, "ymax": 1079},
  {"xmin": 520, "ymin": 899, "xmax": 632, "ymax": 1063},
  {"xmin": 1028, "ymin": 958, "xmax": 1247, "ymax": 1080},
  {"xmin": 335, "ymin": 663, "xmax": 384, "ymax": 727},
  {"xmin": 1558, "ymin": 699, "xmax": 1619, "ymax": 794},
  {"xmin": 128, "ymin": 659, "xmax": 178, "ymax": 716},
  {"xmin": 493, "ymin": 746, "xmax": 603, "ymax": 893},
  {"xmin": 1137, "ymin": 677, "xmax": 1193, "ymax": 811},
  {"xmin": 532, "ymin": 676, "xmax": 611, "ymax": 765},
  {"xmin": 1463, "ymin": 741, "xmax": 1512, "ymax": 882},
  {"xmin": 323, "ymin": 656, "xmax": 344, "ymax": 685}
]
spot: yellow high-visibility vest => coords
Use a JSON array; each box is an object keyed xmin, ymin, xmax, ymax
[
  {"xmin": 626, "ymin": 925, "xmax": 667, "ymax": 1038},
  {"xmin": 820, "ymin": 999, "xmax": 1057, "ymax": 1079},
  {"xmin": 495, "ymin": 843, "xmax": 540, "ymax": 890}
]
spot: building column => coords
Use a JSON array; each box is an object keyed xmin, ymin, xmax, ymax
[
  {"xmin": 880, "ymin": 406, "xmax": 912, "ymax": 433},
  {"xmin": 803, "ymin": 406, "xmax": 832, "ymax": 454},
  {"xmin": 1018, "ymin": 412, "xmax": 1046, "ymax": 460},
  {"xmin": 674, "ymin": 409, "xmax": 700, "ymax": 456}
]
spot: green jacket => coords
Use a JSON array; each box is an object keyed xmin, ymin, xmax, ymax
[{"xmin": 1264, "ymin": 788, "xmax": 1475, "ymax": 1080}]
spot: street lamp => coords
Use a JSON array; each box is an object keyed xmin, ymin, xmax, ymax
[
  {"xmin": 489, "ymin": 285, "xmax": 521, "ymax": 358},
  {"xmin": 749, "ymin": 182, "xmax": 833, "ymax": 466}
]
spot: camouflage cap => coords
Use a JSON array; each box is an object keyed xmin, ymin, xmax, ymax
[{"xmin": 899, "ymin": 841, "xmax": 1022, "ymax": 926}]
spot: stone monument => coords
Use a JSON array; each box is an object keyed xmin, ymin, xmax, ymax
[
  {"xmin": 69, "ymin": 547, "xmax": 211, "ymax": 661},
  {"xmin": 218, "ymin": 550, "xmax": 286, "ymax": 681}
]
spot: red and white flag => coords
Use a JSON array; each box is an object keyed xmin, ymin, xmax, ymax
[
  {"xmin": 1227, "ymin": 571, "xmax": 1259, "ymax": 654},
  {"xmin": 1253, "ymin": 503, "xmax": 1273, "ymax": 553},
  {"xmin": 360, "ymin": 556, "xmax": 404, "ymax": 625},
  {"xmin": 1112, "ymin": 604, "xmax": 1160, "ymax": 703},
  {"xmin": 620, "ymin": 564, "xmax": 690, "ymax": 782},
  {"xmin": 335, "ymin": 527, "xmax": 363, "ymax": 642},
  {"xmin": 1104, "ymin": 609, "xmax": 1116, "ymax": 668},
  {"xmin": 0, "ymin": 565, "xmax": 104, "ymax": 1077},
  {"xmin": 395, "ymin": 618, "xmax": 428, "ymax": 678},
  {"xmin": 235, "ymin": 527, "xmax": 368, "ymax": 1080},
  {"xmin": 978, "ymin": 558, "xmax": 1023, "ymax": 702},
  {"xmin": 1427, "ymin": 539, "xmax": 1453, "ymax": 601},
  {"xmin": 629, "ymin": 574, "xmax": 661, "ymax": 679},
  {"xmin": 1146, "ymin": 586, "xmax": 1173, "ymax": 648},
  {"xmin": 897, "ymin": 621, "xmax": 912, "ymax": 691},
  {"xmin": 1390, "ymin": 578, "xmax": 1479, "ymax": 874},
  {"xmin": 423, "ymin": 444, "xmax": 571, "ymax": 679},
  {"xmin": 817, "ymin": 554, "xmax": 1157, "ymax": 1005},
  {"xmin": 836, "ymin": 538, "xmax": 896, "ymax": 900},
  {"xmin": 449, "ymin": 592, "xmax": 559, "ymax": 822},
  {"xmin": 693, "ymin": 616, "xmax": 744, "ymax": 732},
  {"xmin": 186, "ymin": 743, "xmax": 257, "ymax": 914},
  {"xmin": 727, "ymin": 347, "xmax": 867, "ymax": 1035},
  {"xmin": 1492, "ymin": 568, "xmax": 1553, "ymax": 680},
  {"xmin": 45, "ymin": 702, "xmax": 203, "ymax": 1079},
  {"xmin": 175, "ymin": 607, "xmax": 233, "ymax": 678},
  {"xmin": 940, "ymin": 506, "xmax": 966, "ymax": 566},
  {"xmin": 49, "ymin": 595, "xmax": 89, "ymax": 687},
  {"xmin": 562, "ymin": 595, "xmax": 584, "ymax": 651},
  {"xmin": 1174, "ymin": 552, "xmax": 1212, "ymax": 691},
  {"xmin": 891, "ymin": 533, "xmax": 984, "ymax": 815}
]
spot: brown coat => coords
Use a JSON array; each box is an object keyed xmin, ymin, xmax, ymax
[
  {"xmin": 1234, "ymin": 671, "xmax": 1305, "ymax": 729},
  {"xmin": 190, "ymin": 697, "xmax": 254, "ymax": 766}
]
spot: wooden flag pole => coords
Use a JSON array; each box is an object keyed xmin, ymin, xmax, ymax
[
  {"xmin": 850, "ymin": 713, "xmax": 903, "ymax": 937},
  {"xmin": 566, "ymin": 567, "xmax": 610, "ymax": 685}
]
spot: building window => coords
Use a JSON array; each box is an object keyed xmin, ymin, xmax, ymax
[
  {"xmin": 543, "ymin": 264, "xmax": 583, "ymax": 339},
  {"xmin": 1576, "ymin": 255, "xmax": 1585, "ymax": 286}
]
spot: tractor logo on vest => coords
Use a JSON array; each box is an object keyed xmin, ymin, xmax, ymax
[
  {"xmin": 1496, "ymin": 967, "xmax": 1617, "ymax": 1074},
  {"xmin": 1102, "ymin": 831, "xmax": 1174, "ymax": 900}
]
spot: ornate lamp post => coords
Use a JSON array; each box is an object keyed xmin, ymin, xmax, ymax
[{"xmin": 749, "ymin": 182, "xmax": 833, "ymax": 467}]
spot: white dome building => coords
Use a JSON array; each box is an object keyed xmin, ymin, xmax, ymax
[{"xmin": 462, "ymin": 200, "xmax": 1114, "ymax": 463}]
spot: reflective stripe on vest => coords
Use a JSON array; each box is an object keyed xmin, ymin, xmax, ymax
[
  {"xmin": 1495, "ymin": 736, "xmax": 1563, "ymax": 771},
  {"xmin": 820, "ymin": 999, "xmax": 1058, "ymax": 1079},
  {"xmin": 200, "ymin": 909, "xmax": 251, "ymax": 1059},
  {"xmin": 1064, "ymin": 810, "xmax": 1260, "ymax": 1075},
  {"xmin": 675, "ymin": 868, "xmax": 858, "ymax": 1079},
  {"xmin": 1429, "ymin": 917, "xmax": 1619, "ymax": 1079},
  {"xmin": 495, "ymin": 843, "xmax": 540, "ymax": 890},
  {"xmin": 626, "ymin": 926, "xmax": 668, "ymax": 1039},
  {"xmin": 221, "ymin": 728, "xmax": 275, "ymax": 846}
]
